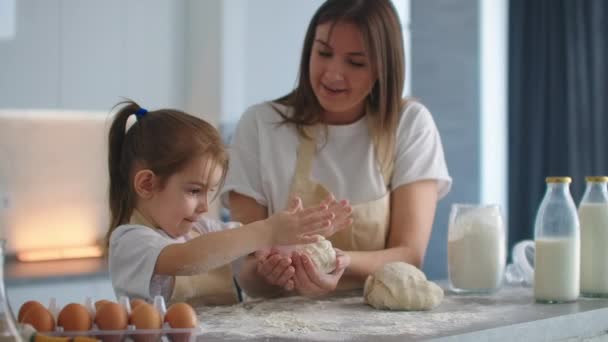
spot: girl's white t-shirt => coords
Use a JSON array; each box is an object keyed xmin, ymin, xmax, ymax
[
  {"xmin": 108, "ymin": 218, "xmax": 239, "ymax": 302},
  {"xmin": 221, "ymin": 101, "xmax": 452, "ymax": 214}
]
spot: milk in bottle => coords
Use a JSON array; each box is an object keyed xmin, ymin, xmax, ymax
[
  {"xmin": 534, "ymin": 177, "xmax": 580, "ymax": 303},
  {"xmin": 578, "ymin": 176, "xmax": 608, "ymax": 297}
]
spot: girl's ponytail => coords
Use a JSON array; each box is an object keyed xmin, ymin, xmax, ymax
[{"xmin": 106, "ymin": 100, "xmax": 141, "ymax": 247}]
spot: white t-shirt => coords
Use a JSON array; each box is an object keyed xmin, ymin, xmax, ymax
[
  {"xmin": 108, "ymin": 217, "xmax": 238, "ymax": 302},
  {"xmin": 221, "ymin": 101, "xmax": 452, "ymax": 214}
]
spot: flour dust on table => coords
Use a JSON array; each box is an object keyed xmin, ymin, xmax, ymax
[{"xmin": 196, "ymin": 291, "xmax": 513, "ymax": 341}]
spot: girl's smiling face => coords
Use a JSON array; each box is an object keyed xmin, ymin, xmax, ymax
[
  {"xmin": 309, "ymin": 21, "xmax": 377, "ymax": 124},
  {"xmin": 143, "ymin": 156, "xmax": 223, "ymax": 238}
]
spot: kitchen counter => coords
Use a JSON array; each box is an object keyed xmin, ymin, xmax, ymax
[
  {"xmin": 5, "ymin": 257, "xmax": 108, "ymax": 286},
  {"xmin": 195, "ymin": 285, "xmax": 608, "ymax": 341},
  {"xmin": 4, "ymin": 257, "xmax": 114, "ymax": 310}
]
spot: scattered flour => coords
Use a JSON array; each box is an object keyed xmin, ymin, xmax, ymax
[{"xmin": 196, "ymin": 291, "xmax": 517, "ymax": 341}]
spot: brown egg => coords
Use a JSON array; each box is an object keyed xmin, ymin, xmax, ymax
[
  {"xmin": 18, "ymin": 300, "xmax": 46, "ymax": 322},
  {"xmin": 57, "ymin": 303, "xmax": 92, "ymax": 332},
  {"xmin": 21, "ymin": 305, "xmax": 55, "ymax": 332},
  {"xmin": 130, "ymin": 299, "xmax": 147, "ymax": 311},
  {"xmin": 164, "ymin": 303, "xmax": 197, "ymax": 329},
  {"xmin": 94, "ymin": 300, "xmax": 112, "ymax": 311},
  {"xmin": 129, "ymin": 303, "xmax": 162, "ymax": 330},
  {"xmin": 94, "ymin": 302, "xmax": 128, "ymax": 330}
]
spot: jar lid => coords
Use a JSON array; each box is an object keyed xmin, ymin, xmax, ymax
[
  {"xmin": 585, "ymin": 176, "xmax": 608, "ymax": 183},
  {"xmin": 546, "ymin": 176, "xmax": 572, "ymax": 183}
]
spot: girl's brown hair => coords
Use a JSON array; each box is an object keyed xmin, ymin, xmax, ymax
[
  {"xmin": 106, "ymin": 100, "xmax": 227, "ymax": 246},
  {"xmin": 274, "ymin": 0, "xmax": 405, "ymax": 177}
]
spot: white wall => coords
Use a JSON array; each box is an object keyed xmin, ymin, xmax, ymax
[
  {"xmin": 220, "ymin": 0, "xmax": 324, "ymax": 124},
  {"xmin": 0, "ymin": 0, "xmax": 186, "ymax": 110},
  {"xmin": 185, "ymin": 0, "xmax": 221, "ymax": 125},
  {"xmin": 0, "ymin": 0, "xmax": 16, "ymax": 39}
]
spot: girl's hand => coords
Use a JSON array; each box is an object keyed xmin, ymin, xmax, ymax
[
  {"xmin": 320, "ymin": 194, "xmax": 353, "ymax": 237},
  {"xmin": 254, "ymin": 248, "xmax": 295, "ymax": 291},
  {"xmin": 291, "ymin": 248, "xmax": 350, "ymax": 297},
  {"xmin": 265, "ymin": 197, "xmax": 334, "ymax": 246}
]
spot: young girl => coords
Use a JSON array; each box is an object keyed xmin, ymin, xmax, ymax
[{"xmin": 106, "ymin": 101, "xmax": 351, "ymax": 305}]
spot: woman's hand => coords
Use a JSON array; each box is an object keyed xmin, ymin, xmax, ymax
[
  {"xmin": 247, "ymin": 194, "xmax": 352, "ymax": 295},
  {"xmin": 320, "ymin": 194, "xmax": 353, "ymax": 237},
  {"xmin": 291, "ymin": 248, "xmax": 350, "ymax": 297},
  {"xmin": 254, "ymin": 248, "xmax": 296, "ymax": 291}
]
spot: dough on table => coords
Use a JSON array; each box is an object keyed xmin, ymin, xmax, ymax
[{"xmin": 364, "ymin": 262, "xmax": 444, "ymax": 311}]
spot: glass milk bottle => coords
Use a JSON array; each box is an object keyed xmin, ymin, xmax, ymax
[
  {"xmin": 534, "ymin": 177, "xmax": 580, "ymax": 303},
  {"xmin": 579, "ymin": 176, "xmax": 608, "ymax": 297}
]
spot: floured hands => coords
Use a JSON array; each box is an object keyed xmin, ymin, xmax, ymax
[
  {"xmin": 320, "ymin": 194, "xmax": 353, "ymax": 237},
  {"xmin": 254, "ymin": 248, "xmax": 295, "ymax": 291},
  {"xmin": 265, "ymin": 197, "xmax": 333, "ymax": 246},
  {"xmin": 255, "ymin": 194, "xmax": 353, "ymax": 293},
  {"xmin": 291, "ymin": 248, "xmax": 350, "ymax": 297}
]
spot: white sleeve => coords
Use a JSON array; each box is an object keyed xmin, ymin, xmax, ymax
[
  {"xmin": 192, "ymin": 217, "xmax": 244, "ymax": 277},
  {"xmin": 109, "ymin": 225, "xmax": 174, "ymax": 300},
  {"xmin": 221, "ymin": 105, "xmax": 268, "ymax": 207},
  {"xmin": 391, "ymin": 102, "xmax": 452, "ymax": 199}
]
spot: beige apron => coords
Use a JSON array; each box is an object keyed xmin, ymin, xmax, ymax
[
  {"xmin": 289, "ymin": 125, "xmax": 393, "ymax": 290},
  {"xmin": 130, "ymin": 211, "xmax": 239, "ymax": 306}
]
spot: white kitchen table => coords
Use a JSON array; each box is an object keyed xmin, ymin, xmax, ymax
[{"xmin": 195, "ymin": 284, "xmax": 608, "ymax": 341}]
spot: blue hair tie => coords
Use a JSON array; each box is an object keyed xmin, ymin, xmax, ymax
[{"xmin": 135, "ymin": 108, "xmax": 148, "ymax": 118}]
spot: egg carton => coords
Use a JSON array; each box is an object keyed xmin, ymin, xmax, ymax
[{"xmin": 43, "ymin": 295, "xmax": 200, "ymax": 342}]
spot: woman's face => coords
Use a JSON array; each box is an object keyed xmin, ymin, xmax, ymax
[{"xmin": 309, "ymin": 21, "xmax": 376, "ymax": 124}]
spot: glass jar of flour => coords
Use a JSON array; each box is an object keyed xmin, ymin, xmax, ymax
[
  {"xmin": 579, "ymin": 176, "xmax": 608, "ymax": 298},
  {"xmin": 447, "ymin": 203, "xmax": 506, "ymax": 293},
  {"xmin": 534, "ymin": 177, "xmax": 580, "ymax": 303}
]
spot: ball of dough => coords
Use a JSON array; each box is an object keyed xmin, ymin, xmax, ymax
[
  {"xmin": 364, "ymin": 262, "xmax": 444, "ymax": 311},
  {"xmin": 298, "ymin": 236, "xmax": 336, "ymax": 274}
]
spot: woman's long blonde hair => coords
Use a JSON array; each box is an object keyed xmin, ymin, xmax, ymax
[{"xmin": 273, "ymin": 0, "xmax": 406, "ymax": 177}]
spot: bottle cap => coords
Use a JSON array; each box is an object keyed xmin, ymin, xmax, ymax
[
  {"xmin": 585, "ymin": 176, "xmax": 608, "ymax": 183},
  {"xmin": 545, "ymin": 176, "xmax": 571, "ymax": 183}
]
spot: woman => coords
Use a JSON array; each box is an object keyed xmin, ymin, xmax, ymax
[{"xmin": 222, "ymin": 0, "xmax": 451, "ymax": 298}]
